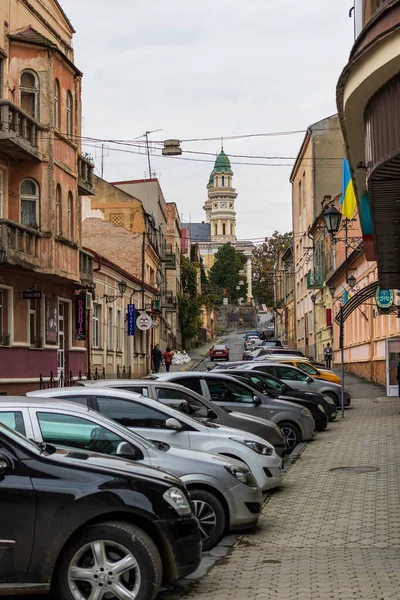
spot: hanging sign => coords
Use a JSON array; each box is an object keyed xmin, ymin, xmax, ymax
[
  {"xmin": 75, "ymin": 293, "xmax": 87, "ymax": 340},
  {"xmin": 136, "ymin": 312, "xmax": 152, "ymax": 331},
  {"xmin": 127, "ymin": 304, "xmax": 135, "ymax": 336},
  {"xmin": 375, "ymin": 287, "xmax": 394, "ymax": 314},
  {"xmin": 22, "ymin": 290, "xmax": 42, "ymax": 300}
]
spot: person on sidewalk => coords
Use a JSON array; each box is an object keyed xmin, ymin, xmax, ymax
[
  {"xmin": 152, "ymin": 344, "xmax": 163, "ymax": 373},
  {"xmin": 324, "ymin": 342, "xmax": 333, "ymax": 369},
  {"xmin": 164, "ymin": 347, "xmax": 175, "ymax": 372}
]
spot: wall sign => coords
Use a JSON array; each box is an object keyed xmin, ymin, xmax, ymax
[
  {"xmin": 136, "ymin": 312, "xmax": 152, "ymax": 331},
  {"xmin": 45, "ymin": 298, "xmax": 58, "ymax": 344},
  {"xmin": 375, "ymin": 287, "xmax": 394, "ymax": 314},
  {"xmin": 23, "ymin": 290, "xmax": 42, "ymax": 300},
  {"xmin": 75, "ymin": 293, "xmax": 87, "ymax": 340},
  {"xmin": 127, "ymin": 304, "xmax": 135, "ymax": 336}
]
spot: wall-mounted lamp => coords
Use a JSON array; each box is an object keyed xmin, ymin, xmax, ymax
[
  {"xmin": 347, "ymin": 273, "xmax": 356, "ymax": 289},
  {"xmin": 102, "ymin": 279, "xmax": 127, "ymax": 303},
  {"xmin": 329, "ymin": 286, "xmax": 336, "ymax": 298}
]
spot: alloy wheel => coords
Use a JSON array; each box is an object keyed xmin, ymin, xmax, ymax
[
  {"xmin": 280, "ymin": 426, "xmax": 298, "ymax": 451},
  {"xmin": 192, "ymin": 499, "xmax": 218, "ymax": 542},
  {"xmin": 68, "ymin": 539, "xmax": 141, "ymax": 600}
]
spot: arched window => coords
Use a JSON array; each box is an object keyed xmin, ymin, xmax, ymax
[
  {"xmin": 67, "ymin": 192, "xmax": 73, "ymax": 240},
  {"xmin": 56, "ymin": 185, "xmax": 61, "ymax": 235},
  {"xmin": 214, "ymin": 223, "xmax": 218, "ymax": 236},
  {"xmin": 20, "ymin": 71, "xmax": 39, "ymax": 118},
  {"xmin": 222, "ymin": 223, "xmax": 226, "ymax": 235},
  {"xmin": 66, "ymin": 91, "xmax": 73, "ymax": 137},
  {"xmin": 222, "ymin": 176, "xmax": 225, "ymax": 186},
  {"xmin": 54, "ymin": 79, "xmax": 60, "ymax": 129},
  {"xmin": 230, "ymin": 223, "xmax": 234, "ymax": 235},
  {"xmin": 20, "ymin": 179, "xmax": 39, "ymax": 226}
]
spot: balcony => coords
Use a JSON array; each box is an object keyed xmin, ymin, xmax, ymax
[
  {"xmin": 307, "ymin": 271, "xmax": 324, "ymax": 289},
  {"xmin": 161, "ymin": 243, "xmax": 176, "ymax": 269},
  {"xmin": 0, "ymin": 219, "xmax": 42, "ymax": 269},
  {"xmin": 80, "ymin": 250, "xmax": 94, "ymax": 286},
  {"xmin": 0, "ymin": 100, "xmax": 45, "ymax": 160},
  {"xmin": 78, "ymin": 154, "xmax": 95, "ymax": 196},
  {"xmin": 161, "ymin": 291, "xmax": 177, "ymax": 308}
]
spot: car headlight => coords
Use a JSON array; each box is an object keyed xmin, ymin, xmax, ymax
[
  {"xmin": 323, "ymin": 395, "xmax": 335, "ymax": 405},
  {"xmin": 230, "ymin": 438, "xmax": 273, "ymax": 455},
  {"xmin": 318, "ymin": 404, "xmax": 325, "ymax": 413},
  {"xmin": 163, "ymin": 487, "xmax": 192, "ymax": 516},
  {"xmin": 300, "ymin": 407, "xmax": 313, "ymax": 418},
  {"xmin": 224, "ymin": 465, "xmax": 258, "ymax": 488}
]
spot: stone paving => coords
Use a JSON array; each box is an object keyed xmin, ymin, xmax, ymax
[{"xmin": 181, "ymin": 373, "xmax": 400, "ymax": 599}]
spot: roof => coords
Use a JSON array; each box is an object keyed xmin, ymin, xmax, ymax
[{"xmin": 181, "ymin": 222, "xmax": 211, "ymax": 242}]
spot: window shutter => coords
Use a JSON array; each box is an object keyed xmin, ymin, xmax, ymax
[{"xmin": 326, "ymin": 308, "xmax": 332, "ymax": 327}]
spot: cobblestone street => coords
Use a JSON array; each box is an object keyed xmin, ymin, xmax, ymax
[{"xmin": 181, "ymin": 373, "xmax": 400, "ymax": 600}]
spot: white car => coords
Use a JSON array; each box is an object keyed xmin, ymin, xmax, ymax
[{"xmin": 27, "ymin": 387, "xmax": 283, "ymax": 491}]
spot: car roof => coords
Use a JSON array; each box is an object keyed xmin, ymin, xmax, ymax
[
  {"xmin": 76, "ymin": 379, "xmax": 198, "ymax": 391},
  {"xmin": 0, "ymin": 396, "xmax": 100, "ymax": 412}
]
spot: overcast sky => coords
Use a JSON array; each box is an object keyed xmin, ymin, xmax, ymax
[{"xmin": 61, "ymin": 0, "xmax": 354, "ymax": 241}]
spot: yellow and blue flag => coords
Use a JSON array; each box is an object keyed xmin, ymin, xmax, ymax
[{"xmin": 341, "ymin": 158, "xmax": 357, "ymax": 219}]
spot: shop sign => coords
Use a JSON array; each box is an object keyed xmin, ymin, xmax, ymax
[
  {"xmin": 22, "ymin": 290, "xmax": 42, "ymax": 300},
  {"xmin": 75, "ymin": 293, "xmax": 86, "ymax": 340},
  {"xmin": 127, "ymin": 304, "xmax": 135, "ymax": 336},
  {"xmin": 136, "ymin": 312, "xmax": 152, "ymax": 331},
  {"xmin": 45, "ymin": 298, "xmax": 58, "ymax": 344},
  {"xmin": 375, "ymin": 287, "xmax": 394, "ymax": 314}
]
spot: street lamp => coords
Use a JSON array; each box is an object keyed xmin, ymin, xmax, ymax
[
  {"xmin": 329, "ymin": 286, "xmax": 336, "ymax": 298},
  {"xmin": 347, "ymin": 273, "xmax": 356, "ymax": 289},
  {"xmin": 310, "ymin": 293, "xmax": 317, "ymax": 304},
  {"xmin": 323, "ymin": 206, "xmax": 342, "ymax": 236},
  {"xmin": 118, "ymin": 280, "xmax": 127, "ymax": 295},
  {"xmin": 102, "ymin": 279, "xmax": 127, "ymax": 303}
]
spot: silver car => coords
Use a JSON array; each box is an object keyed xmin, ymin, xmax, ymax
[
  {"xmin": 0, "ymin": 397, "xmax": 263, "ymax": 550},
  {"xmin": 27, "ymin": 388, "xmax": 283, "ymax": 492},
  {"xmin": 146, "ymin": 372, "xmax": 316, "ymax": 451}
]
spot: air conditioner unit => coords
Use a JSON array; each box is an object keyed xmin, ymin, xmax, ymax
[{"xmin": 86, "ymin": 292, "xmax": 93, "ymax": 311}]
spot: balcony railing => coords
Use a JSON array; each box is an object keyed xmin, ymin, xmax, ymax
[
  {"xmin": 80, "ymin": 250, "xmax": 94, "ymax": 285},
  {"xmin": 78, "ymin": 154, "xmax": 95, "ymax": 196},
  {"xmin": 0, "ymin": 100, "xmax": 44, "ymax": 160},
  {"xmin": 161, "ymin": 243, "xmax": 176, "ymax": 269},
  {"xmin": 0, "ymin": 219, "xmax": 42, "ymax": 268},
  {"xmin": 161, "ymin": 291, "xmax": 177, "ymax": 308},
  {"xmin": 0, "ymin": 333, "xmax": 10, "ymax": 347},
  {"xmin": 307, "ymin": 271, "xmax": 325, "ymax": 289}
]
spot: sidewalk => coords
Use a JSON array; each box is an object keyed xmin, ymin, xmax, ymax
[
  {"xmin": 180, "ymin": 372, "xmax": 400, "ymax": 600},
  {"xmin": 170, "ymin": 338, "xmax": 225, "ymax": 373}
]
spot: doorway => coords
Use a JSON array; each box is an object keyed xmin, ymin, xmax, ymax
[
  {"xmin": 58, "ymin": 302, "xmax": 66, "ymax": 385},
  {"xmin": 386, "ymin": 338, "xmax": 400, "ymax": 396}
]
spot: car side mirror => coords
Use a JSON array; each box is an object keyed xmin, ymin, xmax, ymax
[
  {"xmin": 253, "ymin": 396, "xmax": 262, "ymax": 405},
  {"xmin": 116, "ymin": 442, "xmax": 142, "ymax": 460},
  {"xmin": 0, "ymin": 455, "xmax": 9, "ymax": 476},
  {"xmin": 165, "ymin": 417, "xmax": 183, "ymax": 430},
  {"xmin": 306, "ymin": 376, "xmax": 313, "ymax": 383}
]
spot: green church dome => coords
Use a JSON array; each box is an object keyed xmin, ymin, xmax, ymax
[{"xmin": 207, "ymin": 149, "xmax": 233, "ymax": 187}]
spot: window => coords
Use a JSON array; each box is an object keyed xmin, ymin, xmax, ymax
[
  {"xmin": 214, "ymin": 223, "xmax": 218, "ymax": 236},
  {"xmin": 156, "ymin": 388, "xmax": 208, "ymax": 419},
  {"xmin": 66, "ymin": 91, "xmax": 73, "ymax": 137},
  {"xmin": 0, "ymin": 169, "xmax": 3, "ymax": 218},
  {"xmin": 53, "ymin": 395, "xmax": 89, "ymax": 406},
  {"xmin": 222, "ymin": 223, "xmax": 226, "ymax": 235},
  {"xmin": 54, "ymin": 79, "xmax": 60, "ymax": 129},
  {"xmin": 116, "ymin": 309, "xmax": 121, "ymax": 350},
  {"xmin": 296, "ymin": 362, "xmax": 318, "ymax": 376},
  {"xmin": 96, "ymin": 397, "xmax": 168, "ymax": 428},
  {"xmin": 173, "ymin": 377, "xmax": 203, "ymax": 395},
  {"xmin": 107, "ymin": 306, "xmax": 113, "ymax": 349},
  {"xmin": 0, "ymin": 59, "xmax": 3, "ymax": 99},
  {"xmin": 29, "ymin": 298, "xmax": 40, "ymax": 346},
  {"xmin": 222, "ymin": 176, "xmax": 225, "ymax": 186},
  {"xmin": 230, "ymin": 223, "xmax": 233, "ymax": 235},
  {"xmin": 298, "ymin": 180, "xmax": 302, "ymax": 208},
  {"xmin": 37, "ymin": 412, "xmax": 124, "ymax": 454},
  {"xmin": 251, "ymin": 373, "xmax": 283, "ymax": 392},
  {"xmin": 275, "ymin": 366, "xmax": 308, "ymax": 382},
  {"xmin": 20, "ymin": 70, "xmax": 39, "ymax": 118},
  {"xmin": 0, "ymin": 411, "xmax": 26, "ymax": 436},
  {"xmin": 120, "ymin": 386, "xmax": 149, "ymax": 396},
  {"xmin": 92, "ymin": 304, "xmax": 101, "ymax": 347},
  {"xmin": 20, "ymin": 179, "xmax": 39, "ymax": 227},
  {"xmin": 205, "ymin": 379, "xmax": 255, "ymax": 403},
  {"xmin": 67, "ymin": 192, "xmax": 73, "ymax": 240},
  {"xmin": 55, "ymin": 185, "xmax": 61, "ymax": 235}
]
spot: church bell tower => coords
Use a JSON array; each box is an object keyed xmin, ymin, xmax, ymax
[{"xmin": 204, "ymin": 149, "xmax": 237, "ymax": 242}]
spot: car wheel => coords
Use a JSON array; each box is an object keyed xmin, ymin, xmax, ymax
[
  {"xmin": 324, "ymin": 391, "xmax": 339, "ymax": 407},
  {"xmin": 54, "ymin": 520, "xmax": 162, "ymax": 600},
  {"xmin": 190, "ymin": 488, "xmax": 226, "ymax": 551},
  {"xmin": 278, "ymin": 421, "xmax": 301, "ymax": 453}
]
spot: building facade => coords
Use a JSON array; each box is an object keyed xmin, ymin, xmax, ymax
[
  {"xmin": 0, "ymin": 0, "xmax": 94, "ymax": 394},
  {"xmin": 274, "ymin": 246, "xmax": 295, "ymax": 349}
]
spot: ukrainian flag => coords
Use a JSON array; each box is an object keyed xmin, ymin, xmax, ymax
[{"xmin": 341, "ymin": 158, "xmax": 357, "ymax": 219}]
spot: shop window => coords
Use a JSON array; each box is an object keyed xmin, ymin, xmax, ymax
[
  {"xmin": 54, "ymin": 79, "xmax": 60, "ymax": 129},
  {"xmin": 20, "ymin": 71, "xmax": 39, "ymax": 119},
  {"xmin": 20, "ymin": 179, "xmax": 39, "ymax": 227},
  {"xmin": 66, "ymin": 91, "xmax": 73, "ymax": 137},
  {"xmin": 67, "ymin": 192, "xmax": 73, "ymax": 240},
  {"xmin": 92, "ymin": 304, "xmax": 101, "ymax": 348},
  {"xmin": 56, "ymin": 185, "xmax": 61, "ymax": 236}
]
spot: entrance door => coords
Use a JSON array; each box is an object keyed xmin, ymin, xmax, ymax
[
  {"xmin": 386, "ymin": 338, "xmax": 400, "ymax": 397},
  {"xmin": 58, "ymin": 303, "xmax": 65, "ymax": 386}
]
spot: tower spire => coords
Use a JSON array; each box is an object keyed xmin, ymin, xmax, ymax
[{"xmin": 221, "ymin": 136, "xmax": 224, "ymax": 151}]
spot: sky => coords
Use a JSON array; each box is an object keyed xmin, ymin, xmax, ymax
[{"xmin": 61, "ymin": 0, "xmax": 355, "ymax": 242}]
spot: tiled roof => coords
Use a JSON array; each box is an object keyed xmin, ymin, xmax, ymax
[
  {"xmin": 9, "ymin": 27, "xmax": 56, "ymax": 48},
  {"xmin": 182, "ymin": 222, "xmax": 211, "ymax": 242}
]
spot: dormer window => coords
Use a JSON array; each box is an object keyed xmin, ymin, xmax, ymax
[{"xmin": 20, "ymin": 71, "xmax": 39, "ymax": 119}]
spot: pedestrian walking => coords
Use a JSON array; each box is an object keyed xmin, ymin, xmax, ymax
[
  {"xmin": 164, "ymin": 347, "xmax": 175, "ymax": 372},
  {"xmin": 324, "ymin": 342, "xmax": 333, "ymax": 369},
  {"xmin": 152, "ymin": 344, "xmax": 163, "ymax": 373}
]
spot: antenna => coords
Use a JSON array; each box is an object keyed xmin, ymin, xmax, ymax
[{"xmin": 144, "ymin": 129, "xmax": 162, "ymax": 178}]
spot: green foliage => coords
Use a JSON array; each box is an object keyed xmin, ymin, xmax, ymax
[
  {"xmin": 209, "ymin": 243, "xmax": 248, "ymax": 304},
  {"xmin": 178, "ymin": 255, "xmax": 202, "ymax": 348},
  {"xmin": 252, "ymin": 231, "xmax": 292, "ymax": 305}
]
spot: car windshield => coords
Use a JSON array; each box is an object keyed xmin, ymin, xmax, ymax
[
  {"xmin": 248, "ymin": 372, "xmax": 283, "ymax": 391},
  {"xmin": 296, "ymin": 362, "xmax": 318, "ymax": 375},
  {"xmin": 213, "ymin": 345, "xmax": 227, "ymax": 350},
  {"xmin": 0, "ymin": 422, "xmax": 48, "ymax": 456}
]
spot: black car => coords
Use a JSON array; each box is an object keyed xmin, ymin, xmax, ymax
[
  {"xmin": 0, "ymin": 424, "xmax": 202, "ymax": 600},
  {"xmin": 216, "ymin": 369, "xmax": 331, "ymax": 431}
]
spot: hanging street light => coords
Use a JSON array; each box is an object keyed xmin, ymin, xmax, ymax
[
  {"xmin": 323, "ymin": 206, "xmax": 342, "ymax": 236},
  {"xmin": 347, "ymin": 273, "xmax": 356, "ymax": 289}
]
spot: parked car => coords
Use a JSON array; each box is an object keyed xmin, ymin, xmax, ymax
[
  {"xmin": 244, "ymin": 338, "xmax": 263, "ymax": 351},
  {"xmin": 261, "ymin": 340, "xmax": 283, "ymax": 348},
  {"xmin": 244, "ymin": 331, "xmax": 262, "ymax": 341},
  {"xmin": 260, "ymin": 356, "xmax": 342, "ymax": 385},
  {"xmin": 261, "ymin": 348, "xmax": 305, "ymax": 357},
  {"xmin": 242, "ymin": 363, "xmax": 351, "ymax": 407},
  {"xmin": 214, "ymin": 369, "xmax": 331, "ymax": 430},
  {"xmin": 210, "ymin": 344, "xmax": 230, "ymax": 361},
  {"xmin": 227, "ymin": 364, "xmax": 337, "ymax": 421},
  {"xmin": 0, "ymin": 422, "xmax": 202, "ymax": 600},
  {"xmin": 242, "ymin": 347, "xmax": 271, "ymax": 361},
  {"xmin": 27, "ymin": 388, "xmax": 283, "ymax": 491},
  {"xmin": 147, "ymin": 372, "xmax": 316, "ymax": 452},
  {"xmin": 0, "ymin": 398, "xmax": 262, "ymax": 550},
  {"xmin": 76, "ymin": 379, "xmax": 287, "ymax": 456}
]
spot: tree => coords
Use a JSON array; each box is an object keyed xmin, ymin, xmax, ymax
[
  {"xmin": 177, "ymin": 255, "xmax": 202, "ymax": 348},
  {"xmin": 252, "ymin": 231, "xmax": 293, "ymax": 306},
  {"xmin": 209, "ymin": 243, "xmax": 248, "ymax": 304}
]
